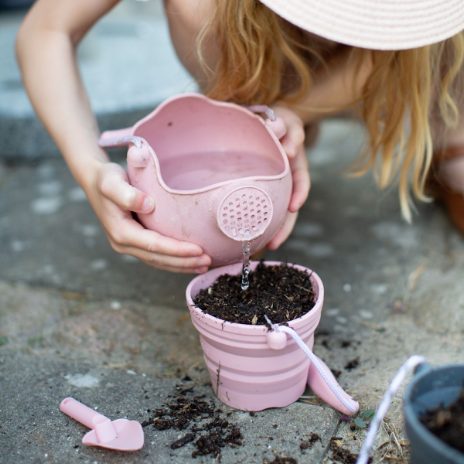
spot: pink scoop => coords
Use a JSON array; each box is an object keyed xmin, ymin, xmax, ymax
[
  {"xmin": 59, "ymin": 397, "xmax": 144, "ymax": 451},
  {"xmin": 99, "ymin": 93, "xmax": 292, "ymax": 266}
]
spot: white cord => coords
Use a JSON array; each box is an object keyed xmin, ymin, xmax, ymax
[
  {"xmin": 355, "ymin": 355, "xmax": 427, "ymax": 464},
  {"xmin": 264, "ymin": 316, "xmax": 358, "ymax": 415}
]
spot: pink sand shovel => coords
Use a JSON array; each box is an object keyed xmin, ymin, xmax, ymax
[{"xmin": 59, "ymin": 397, "xmax": 144, "ymax": 451}]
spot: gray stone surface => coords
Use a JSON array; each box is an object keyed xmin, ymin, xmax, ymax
[
  {"xmin": 0, "ymin": 284, "xmax": 338, "ymax": 464},
  {"xmin": 0, "ymin": 2, "xmax": 195, "ymax": 159},
  {"xmin": 1, "ymin": 112, "xmax": 464, "ymax": 462},
  {"xmin": 2, "ymin": 3, "xmax": 463, "ymax": 463}
]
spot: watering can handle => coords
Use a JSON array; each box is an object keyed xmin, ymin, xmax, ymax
[
  {"xmin": 247, "ymin": 105, "xmax": 276, "ymax": 121},
  {"xmin": 99, "ymin": 128, "xmax": 142, "ymax": 148},
  {"xmin": 246, "ymin": 105, "xmax": 286, "ymax": 140},
  {"xmin": 264, "ymin": 319, "xmax": 359, "ymax": 416}
]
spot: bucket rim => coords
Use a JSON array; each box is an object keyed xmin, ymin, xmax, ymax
[{"xmin": 186, "ymin": 260, "xmax": 324, "ymax": 335}]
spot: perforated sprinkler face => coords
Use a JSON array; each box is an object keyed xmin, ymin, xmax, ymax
[{"xmin": 217, "ymin": 187, "xmax": 273, "ymax": 241}]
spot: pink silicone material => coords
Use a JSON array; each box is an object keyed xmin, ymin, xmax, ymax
[
  {"xmin": 59, "ymin": 397, "xmax": 108, "ymax": 429},
  {"xmin": 307, "ymin": 353, "xmax": 359, "ymax": 416},
  {"xmin": 82, "ymin": 419, "xmax": 144, "ymax": 451},
  {"xmin": 186, "ymin": 261, "xmax": 321, "ymax": 411},
  {"xmin": 59, "ymin": 397, "xmax": 144, "ymax": 451},
  {"xmin": 99, "ymin": 93, "xmax": 292, "ymax": 266},
  {"xmin": 186, "ymin": 261, "xmax": 359, "ymax": 414}
]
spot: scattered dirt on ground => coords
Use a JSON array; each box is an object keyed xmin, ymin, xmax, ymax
[
  {"xmin": 263, "ymin": 456, "xmax": 298, "ymax": 464},
  {"xmin": 344, "ymin": 358, "xmax": 360, "ymax": 371},
  {"xmin": 329, "ymin": 437, "xmax": 370, "ymax": 464},
  {"xmin": 300, "ymin": 432, "xmax": 321, "ymax": 450},
  {"xmin": 194, "ymin": 262, "xmax": 316, "ymax": 325},
  {"xmin": 420, "ymin": 387, "xmax": 464, "ymax": 453},
  {"xmin": 142, "ymin": 383, "xmax": 243, "ymax": 458}
]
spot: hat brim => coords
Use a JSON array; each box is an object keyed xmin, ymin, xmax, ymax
[{"xmin": 259, "ymin": 0, "xmax": 464, "ymax": 50}]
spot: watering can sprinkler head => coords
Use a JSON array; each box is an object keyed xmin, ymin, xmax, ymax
[{"xmin": 217, "ymin": 186, "xmax": 274, "ymax": 242}]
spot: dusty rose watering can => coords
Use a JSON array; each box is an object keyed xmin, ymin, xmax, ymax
[{"xmin": 99, "ymin": 93, "xmax": 292, "ymax": 266}]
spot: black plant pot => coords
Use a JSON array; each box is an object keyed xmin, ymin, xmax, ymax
[{"xmin": 404, "ymin": 364, "xmax": 464, "ymax": 464}]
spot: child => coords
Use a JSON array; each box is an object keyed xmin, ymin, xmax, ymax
[{"xmin": 16, "ymin": 0, "xmax": 464, "ymax": 274}]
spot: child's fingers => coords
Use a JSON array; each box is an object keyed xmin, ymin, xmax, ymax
[
  {"xmin": 267, "ymin": 212, "xmax": 298, "ymax": 250},
  {"xmin": 99, "ymin": 166, "xmax": 155, "ymax": 214},
  {"xmin": 265, "ymin": 117, "xmax": 287, "ymax": 140},
  {"xmin": 107, "ymin": 218, "xmax": 206, "ymax": 258},
  {"xmin": 289, "ymin": 146, "xmax": 311, "ymax": 212},
  {"xmin": 121, "ymin": 246, "xmax": 211, "ymax": 274},
  {"xmin": 281, "ymin": 122, "xmax": 305, "ymax": 159}
]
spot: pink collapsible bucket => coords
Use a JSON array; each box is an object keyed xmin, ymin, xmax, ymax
[
  {"xmin": 99, "ymin": 93, "xmax": 292, "ymax": 266},
  {"xmin": 186, "ymin": 261, "xmax": 359, "ymax": 415}
]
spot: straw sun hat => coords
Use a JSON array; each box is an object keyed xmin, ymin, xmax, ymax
[{"xmin": 259, "ymin": 0, "xmax": 464, "ymax": 50}]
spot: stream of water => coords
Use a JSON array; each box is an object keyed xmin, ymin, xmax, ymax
[{"xmin": 241, "ymin": 240, "xmax": 251, "ymax": 291}]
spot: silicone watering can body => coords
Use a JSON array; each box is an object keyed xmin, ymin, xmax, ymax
[
  {"xmin": 403, "ymin": 363, "xmax": 464, "ymax": 464},
  {"xmin": 99, "ymin": 93, "xmax": 292, "ymax": 266}
]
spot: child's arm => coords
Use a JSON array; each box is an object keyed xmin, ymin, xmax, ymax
[
  {"xmin": 263, "ymin": 50, "xmax": 372, "ymax": 249},
  {"xmin": 16, "ymin": 0, "xmax": 211, "ymax": 273}
]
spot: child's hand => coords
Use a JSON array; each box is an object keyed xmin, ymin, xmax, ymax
[
  {"xmin": 86, "ymin": 161, "xmax": 212, "ymax": 273},
  {"xmin": 265, "ymin": 106, "xmax": 311, "ymax": 250}
]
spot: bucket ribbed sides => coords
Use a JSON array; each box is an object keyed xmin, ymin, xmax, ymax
[
  {"xmin": 186, "ymin": 261, "xmax": 324, "ymax": 411},
  {"xmin": 198, "ymin": 329, "xmax": 314, "ymax": 411}
]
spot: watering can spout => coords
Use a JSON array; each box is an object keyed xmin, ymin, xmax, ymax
[{"xmin": 217, "ymin": 186, "xmax": 274, "ymax": 242}]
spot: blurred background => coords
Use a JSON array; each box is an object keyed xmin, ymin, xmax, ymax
[{"xmin": 0, "ymin": 0, "xmax": 196, "ymax": 159}]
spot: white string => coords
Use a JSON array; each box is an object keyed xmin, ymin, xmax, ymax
[
  {"xmin": 264, "ymin": 316, "xmax": 358, "ymax": 415},
  {"xmin": 355, "ymin": 355, "xmax": 427, "ymax": 464}
]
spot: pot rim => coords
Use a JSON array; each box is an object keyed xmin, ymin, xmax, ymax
[
  {"xmin": 403, "ymin": 363, "xmax": 464, "ymax": 462},
  {"xmin": 186, "ymin": 260, "xmax": 324, "ymax": 335}
]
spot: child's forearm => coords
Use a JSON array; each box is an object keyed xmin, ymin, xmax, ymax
[
  {"xmin": 15, "ymin": 1, "xmax": 117, "ymax": 193},
  {"xmin": 17, "ymin": 28, "xmax": 105, "ymax": 192}
]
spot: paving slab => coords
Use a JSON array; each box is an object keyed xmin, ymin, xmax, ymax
[
  {"xmin": 1, "ymin": 118, "xmax": 464, "ymax": 463},
  {"xmin": 0, "ymin": 286, "xmax": 338, "ymax": 464}
]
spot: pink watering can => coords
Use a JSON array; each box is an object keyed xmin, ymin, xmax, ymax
[{"xmin": 99, "ymin": 93, "xmax": 292, "ymax": 266}]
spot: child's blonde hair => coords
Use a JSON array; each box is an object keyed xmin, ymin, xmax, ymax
[{"xmin": 197, "ymin": 1, "xmax": 464, "ymax": 220}]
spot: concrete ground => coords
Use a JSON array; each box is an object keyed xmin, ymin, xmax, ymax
[{"xmin": 1, "ymin": 3, "xmax": 463, "ymax": 464}]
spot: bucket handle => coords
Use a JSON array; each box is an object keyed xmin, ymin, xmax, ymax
[{"xmin": 265, "ymin": 316, "xmax": 359, "ymax": 416}]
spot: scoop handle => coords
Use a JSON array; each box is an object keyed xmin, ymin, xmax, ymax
[{"xmin": 60, "ymin": 397, "xmax": 109, "ymax": 429}]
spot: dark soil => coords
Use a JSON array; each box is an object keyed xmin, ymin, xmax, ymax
[
  {"xmin": 329, "ymin": 437, "xmax": 371, "ymax": 464},
  {"xmin": 263, "ymin": 457, "xmax": 298, "ymax": 464},
  {"xmin": 142, "ymin": 383, "xmax": 243, "ymax": 458},
  {"xmin": 194, "ymin": 262, "xmax": 316, "ymax": 325},
  {"xmin": 299, "ymin": 432, "xmax": 321, "ymax": 450},
  {"xmin": 344, "ymin": 358, "xmax": 360, "ymax": 371},
  {"xmin": 420, "ymin": 387, "xmax": 464, "ymax": 454}
]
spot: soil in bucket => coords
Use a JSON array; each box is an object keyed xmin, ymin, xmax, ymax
[
  {"xmin": 193, "ymin": 261, "xmax": 316, "ymax": 325},
  {"xmin": 419, "ymin": 387, "xmax": 464, "ymax": 454}
]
